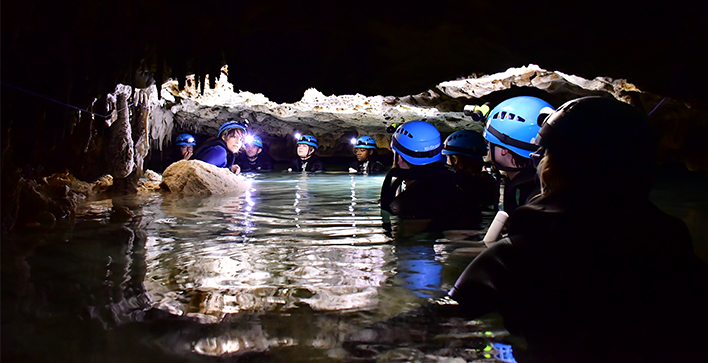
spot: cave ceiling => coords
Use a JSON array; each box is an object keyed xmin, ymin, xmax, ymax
[{"xmin": 2, "ymin": 0, "xmax": 708, "ymax": 172}]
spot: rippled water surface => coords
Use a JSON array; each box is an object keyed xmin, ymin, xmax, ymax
[{"xmin": 3, "ymin": 172, "xmax": 505, "ymax": 362}]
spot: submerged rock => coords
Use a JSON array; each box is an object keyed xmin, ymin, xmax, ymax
[
  {"xmin": 137, "ymin": 169, "xmax": 163, "ymax": 194},
  {"xmin": 160, "ymin": 160, "xmax": 247, "ymax": 196}
]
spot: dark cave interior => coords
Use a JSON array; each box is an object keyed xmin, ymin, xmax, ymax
[{"xmin": 2, "ymin": 1, "xmax": 708, "ymax": 233}]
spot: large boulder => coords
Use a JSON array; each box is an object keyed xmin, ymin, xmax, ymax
[{"xmin": 160, "ymin": 160, "xmax": 247, "ymax": 196}]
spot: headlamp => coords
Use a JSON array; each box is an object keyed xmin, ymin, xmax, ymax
[{"xmin": 464, "ymin": 103, "xmax": 491, "ymax": 122}]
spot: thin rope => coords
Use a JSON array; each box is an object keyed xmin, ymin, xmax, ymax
[
  {"xmin": 1, "ymin": 81, "xmax": 148, "ymax": 119},
  {"xmin": 647, "ymin": 97, "xmax": 667, "ymax": 116}
]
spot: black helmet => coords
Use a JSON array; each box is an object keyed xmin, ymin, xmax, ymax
[{"xmin": 536, "ymin": 96, "xmax": 657, "ymax": 194}]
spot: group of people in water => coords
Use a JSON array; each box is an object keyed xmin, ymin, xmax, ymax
[{"xmin": 168, "ymin": 95, "xmax": 708, "ymax": 362}]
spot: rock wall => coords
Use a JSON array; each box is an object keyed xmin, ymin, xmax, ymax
[{"xmin": 153, "ymin": 65, "xmax": 707, "ymax": 170}]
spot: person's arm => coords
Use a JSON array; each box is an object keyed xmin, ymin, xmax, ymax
[
  {"xmin": 448, "ymin": 238, "xmax": 517, "ymax": 319},
  {"xmin": 196, "ymin": 146, "xmax": 227, "ymax": 168}
]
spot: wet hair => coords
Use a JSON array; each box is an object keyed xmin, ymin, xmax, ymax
[{"xmin": 536, "ymin": 153, "xmax": 566, "ymax": 194}]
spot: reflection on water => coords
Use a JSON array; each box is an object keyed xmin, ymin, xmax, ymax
[
  {"xmin": 17, "ymin": 169, "xmax": 708, "ymax": 361},
  {"xmin": 1, "ymin": 171, "xmax": 503, "ymax": 362},
  {"xmin": 144, "ymin": 173, "xmax": 399, "ymax": 321},
  {"xmin": 5, "ymin": 168, "xmax": 704, "ymax": 362}
]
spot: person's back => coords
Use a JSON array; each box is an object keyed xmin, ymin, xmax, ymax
[
  {"xmin": 383, "ymin": 162, "xmax": 478, "ymax": 230},
  {"xmin": 381, "ymin": 121, "xmax": 479, "ymax": 232},
  {"xmin": 449, "ymin": 97, "xmax": 708, "ymax": 362},
  {"xmin": 493, "ymin": 194, "xmax": 708, "ymax": 362},
  {"xmin": 442, "ymin": 130, "xmax": 498, "ymax": 211}
]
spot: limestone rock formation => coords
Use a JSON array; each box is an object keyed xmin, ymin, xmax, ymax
[
  {"xmin": 137, "ymin": 170, "xmax": 163, "ymax": 195},
  {"xmin": 155, "ymin": 65, "xmax": 643, "ymax": 151},
  {"xmin": 160, "ymin": 160, "xmax": 247, "ymax": 196},
  {"xmin": 147, "ymin": 64, "xmax": 705, "ymax": 170},
  {"xmin": 107, "ymin": 85, "xmax": 135, "ymax": 178}
]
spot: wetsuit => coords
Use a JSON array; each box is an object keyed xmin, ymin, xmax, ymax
[
  {"xmin": 380, "ymin": 162, "xmax": 481, "ymax": 231},
  {"xmin": 455, "ymin": 170, "xmax": 498, "ymax": 211},
  {"xmin": 192, "ymin": 138, "xmax": 236, "ymax": 170},
  {"xmin": 237, "ymin": 151, "xmax": 273, "ymax": 172},
  {"xmin": 349, "ymin": 155, "xmax": 387, "ymax": 174},
  {"xmin": 502, "ymin": 166, "xmax": 540, "ymax": 215},
  {"xmin": 289, "ymin": 155, "xmax": 324, "ymax": 172},
  {"xmin": 449, "ymin": 193, "xmax": 708, "ymax": 363}
]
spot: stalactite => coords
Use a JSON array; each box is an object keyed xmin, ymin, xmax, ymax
[
  {"xmin": 107, "ymin": 86, "xmax": 135, "ymax": 179},
  {"xmin": 156, "ymin": 47, "xmax": 164, "ymax": 100},
  {"xmin": 132, "ymin": 89, "xmax": 150, "ymax": 179}
]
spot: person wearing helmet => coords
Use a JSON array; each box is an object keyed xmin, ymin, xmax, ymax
[
  {"xmin": 237, "ymin": 134, "xmax": 273, "ymax": 172},
  {"xmin": 193, "ymin": 120, "xmax": 246, "ymax": 173},
  {"xmin": 349, "ymin": 136, "xmax": 386, "ymax": 174},
  {"xmin": 449, "ymin": 97, "xmax": 708, "ymax": 363},
  {"xmin": 380, "ymin": 121, "xmax": 480, "ymax": 233},
  {"xmin": 289, "ymin": 134, "xmax": 324, "ymax": 172},
  {"xmin": 442, "ymin": 130, "xmax": 498, "ymax": 210},
  {"xmin": 164, "ymin": 133, "xmax": 197, "ymax": 169},
  {"xmin": 483, "ymin": 96, "xmax": 555, "ymax": 215},
  {"xmin": 175, "ymin": 133, "xmax": 196, "ymax": 160}
]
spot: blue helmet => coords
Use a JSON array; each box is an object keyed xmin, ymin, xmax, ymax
[
  {"xmin": 483, "ymin": 96, "xmax": 555, "ymax": 158},
  {"xmin": 245, "ymin": 134, "xmax": 263, "ymax": 148},
  {"xmin": 442, "ymin": 130, "xmax": 487, "ymax": 158},
  {"xmin": 175, "ymin": 133, "xmax": 196, "ymax": 146},
  {"xmin": 297, "ymin": 134, "xmax": 318, "ymax": 150},
  {"xmin": 390, "ymin": 121, "xmax": 444, "ymax": 166},
  {"xmin": 218, "ymin": 120, "xmax": 247, "ymax": 138},
  {"xmin": 354, "ymin": 136, "xmax": 377, "ymax": 149}
]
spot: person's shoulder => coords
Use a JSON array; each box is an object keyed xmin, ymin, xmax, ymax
[{"xmin": 507, "ymin": 194, "xmax": 565, "ymax": 235}]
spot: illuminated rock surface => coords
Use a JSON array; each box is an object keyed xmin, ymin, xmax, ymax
[
  {"xmin": 160, "ymin": 160, "xmax": 247, "ymax": 196},
  {"xmin": 155, "ymin": 65, "xmax": 652, "ymax": 152}
]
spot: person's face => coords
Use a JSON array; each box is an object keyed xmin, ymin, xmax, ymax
[
  {"xmin": 491, "ymin": 144, "xmax": 516, "ymax": 168},
  {"xmin": 180, "ymin": 145, "xmax": 193, "ymax": 158},
  {"xmin": 224, "ymin": 133, "xmax": 243, "ymax": 153},
  {"xmin": 244, "ymin": 144, "xmax": 262, "ymax": 158},
  {"xmin": 484, "ymin": 143, "xmax": 492, "ymax": 163},
  {"xmin": 446, "ymin": 155, "xmax": 456, "ymax": 168},
  {"xmin": 297, "ymin": 144, "xmax": 312, "ymax": 158},
  {"xmin": 354, "ymin": 148, "xmax": 373, "ymax": 162}
]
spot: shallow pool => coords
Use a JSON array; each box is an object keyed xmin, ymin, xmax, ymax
[
  {"xmin": 2, "ymin": 172, "xmax": 506, "ymax": 362},
  {"xmin": 4, "ymin": 168, "xmax": 706, "ymax": 362}
]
